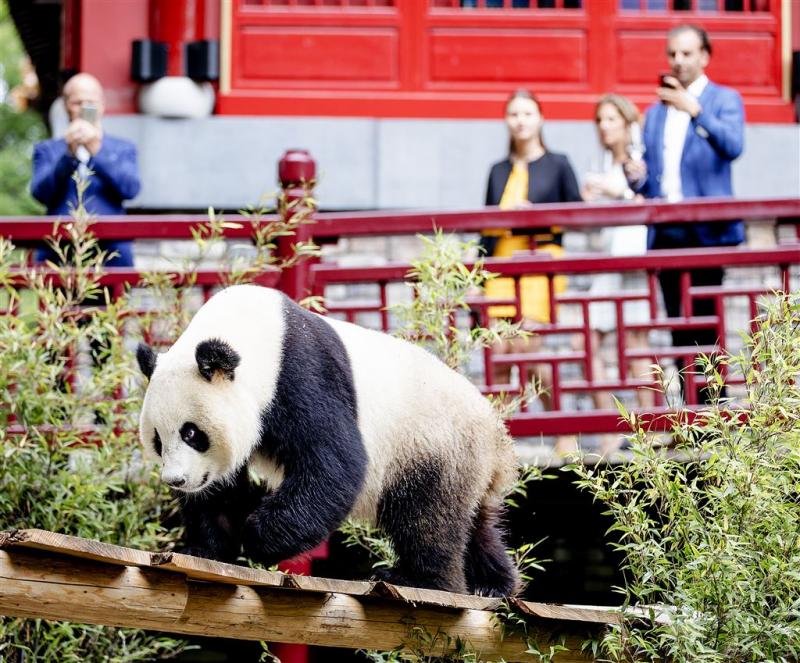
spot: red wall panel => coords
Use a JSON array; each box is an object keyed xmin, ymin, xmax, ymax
[
  {"xmin": 429, "ymin": 29, "xmax": 586, "ymax": 84},
  {"xmin": 217, "ymin": 1, "xmax": 795, "ymax": 122},
  {"xmin": 706, "ymin": 35, "xmax": 777, "ymax": 88},
  {"xmin": 238, "ymin": 27, "xmax": 399, "ymax": 84},
  {"xmin": 79, "ymin": 0, "xmax": 149, "ymax": 113},
  {"xmin": 617, "ymin": 33, "xmax": 676, "ymax": 85}
]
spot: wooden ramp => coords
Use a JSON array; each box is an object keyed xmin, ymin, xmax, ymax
[{"xmin": 0, "ymin": 529, "xmax": 618, "ymax": 661}]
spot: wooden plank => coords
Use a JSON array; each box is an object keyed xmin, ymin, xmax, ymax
[
  {"xmin": 0, "ymin": 529, "xmax": 152, "ymax": 568},
  {"xmin": 0, "ymin": 549, "xmax": 186, "ymax": 633},
  {"xmin": 0, "ymin": 548, "xmax": 596, "ymax": 662},
  {"xmin": 0, "ymin": 530, "xmax": 494, "ymax": 610},
  {"xmin": 149, "ymin": 551, "xmax": 285, "ymax": 587},
  {"xmin": 280, "ymin": 575, "xmax": 502, "ymax": 611},
  {"xmin": 369, "ymin": 580, "xmax": 503, "ymax": 611},
  {"xmin": 0, "ymin": 530, "xmax": 618, "ymax": 622},
  {"xmin": 281, "ymin": 573, "xmax": 374, "ymax": 595},
  {"xmin": 513, "ymin": 599, "xmax": 621, "ymax": 625},
  {"xmin": 175, "ymin": 583, "xmax": 546, "ymax": 658}
]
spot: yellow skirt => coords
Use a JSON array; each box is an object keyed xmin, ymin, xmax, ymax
[{"xmin": 485, "ymin": 236, "xmax": 566, "ymax": 323}]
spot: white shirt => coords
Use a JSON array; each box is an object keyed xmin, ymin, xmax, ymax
[{"xmin": 660, "ymin": 74, "xmax": 708, "ymax": 202}]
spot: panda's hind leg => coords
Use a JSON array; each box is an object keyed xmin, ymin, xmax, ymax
[
  {"xmin": 375, "ymin": 456, "xmax": 471, "ymax": 594},
  {"xmin": 465, "ymin": 500, "xmax": 520, "ymax": 597}
]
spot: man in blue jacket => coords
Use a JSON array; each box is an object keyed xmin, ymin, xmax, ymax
[
  {"xmin": 639, "ymin": 24, "xmax": 744, "ymax": 403},
  {"xmin": 31, "ymin": 73, "xmax": 141, "ymax": 267}
]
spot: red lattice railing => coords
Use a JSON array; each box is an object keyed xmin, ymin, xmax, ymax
[
  {"xmin": 2, "ymin": 195, "xmax": 799, "ymax": 439},
  {"xmin": 310, "ymin": 245, "xmax": 800, "ymax": 436}
]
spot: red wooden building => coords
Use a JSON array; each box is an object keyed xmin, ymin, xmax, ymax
[{"xmin": 46, "ymin": 0, "xmax": 799, "ymax": 123}]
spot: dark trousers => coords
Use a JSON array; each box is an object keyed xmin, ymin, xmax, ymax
[{"xmin": 652, "ymin": 228, "xmax": 730, "ymax": 404}]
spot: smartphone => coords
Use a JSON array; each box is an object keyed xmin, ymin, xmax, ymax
[
  {"xmin": 659, "ymin": 73, "xmax": 676, "ymax": 89},
  {"xmin": 80, "ymin": 103, "xmax": 98, "ymax": 124}
]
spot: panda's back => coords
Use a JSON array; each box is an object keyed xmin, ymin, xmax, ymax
[
  {"xmin": 321, "ymin": 314, "xmax": 501, "ymax": 520},
  {"xmin": 321, "ymin": 314, "xmax": 489, "ymax": 422}
]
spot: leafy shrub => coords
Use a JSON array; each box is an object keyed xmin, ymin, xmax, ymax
[
  {"xmin": 392, "ymin": 230, "xmax": 527, "ymax": 374},
  {"xmin": 0, "ymin": 2, "xmax": 47, "ymax": 215},
  {"xmin": 0, "ymin": 185, "xmax": 317, "ymax": 660},
  {"xmin": 572, "ymin": 294, "xmax": 800, "ymax": 662},
  {"xmin": 0, "ymin": 193, "xmax": 186, "ymax": 659}
]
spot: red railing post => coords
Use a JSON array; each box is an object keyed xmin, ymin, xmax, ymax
[
  {"xmin": 273, "ymin": 151, "xmax": 319, "ymax": 663},
  {"xmin": 277, "ymin": 149, "xmax": 317, "ymax": 301}
]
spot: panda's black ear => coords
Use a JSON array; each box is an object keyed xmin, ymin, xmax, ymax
[
  {"xmin": 136, "ymin": 343, "xmax": 158, "ymax": 380},
  {"xmin": 195, "ymin": 338, "xmax": 241, "ymax": 382}
]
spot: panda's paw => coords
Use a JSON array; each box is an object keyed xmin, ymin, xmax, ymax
[
  {"xmin": 370, "ymin": 567, "xmax": 415, "ymax": 589},
  {"xmin": 471, "ymin": 584, "xmax": 511, "ymax": 598},
  {"xmin": 175, "ymin": 545, "xmax": 216, "ymax": 560},
  {"xmin": 176, "ymin": 544, "xmax": 238, "ymax": 564},
  {"xmin": 241, "ymin": 514, "xmax": 274, "ymax": 565}
]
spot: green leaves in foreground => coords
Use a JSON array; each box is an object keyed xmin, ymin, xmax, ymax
[
  {"xmin": 1, "ymin": 186, "xmax": 316, "ymax": 661},
  {"xmin": 392, "ymin": 230, "xmax": 528, "ymax": 373},
  {"xmin": 0, "ymin": 192, "xmax": 186, "ymax": 659},
  {"xmin": 572, "ymin": 294, "xmax": 800, "ymax": 662}
]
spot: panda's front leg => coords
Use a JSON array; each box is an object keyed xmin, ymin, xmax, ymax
[
  {"xmin": 241, "ymin": 455, "xmax": 365, "ymax": 567},
  {"xmin": 178, "ymin": 467, "xmax": 263, "ymax": 563}
]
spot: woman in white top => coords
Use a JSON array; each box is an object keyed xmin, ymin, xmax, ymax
[{"xmin": 582, "ymin": 94, "xmax": 654, "ymax": 432}]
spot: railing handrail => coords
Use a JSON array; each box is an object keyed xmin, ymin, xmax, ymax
[
  {"xmin": 4, "ymin": 266, "xmax": 281, "ymax": 286},
  {"xmin": 310, "ymin": 197, "xmax": 800, "ymax": 237},
  {"xmin": 310, "ymin": 244, "xmax": 800, "ymax": 284},
  {"xmin": 2, "ymin": 197, "xmax": 799, "ymax": 242}
]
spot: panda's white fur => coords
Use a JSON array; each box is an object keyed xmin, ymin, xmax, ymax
[
  {"xmin": 138, "ymin": 284, "xmax": 519, "ymax": 595},
  {"xmin": 140, "ymin": 286, "xmax": 286, "ymax": 492}
]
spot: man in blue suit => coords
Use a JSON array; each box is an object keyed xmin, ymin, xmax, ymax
[
  {"xmin": 32, "ymin": 73, "xmax": 141, "ymax": 268},
  {"xmin": 638, "ymin": 24, "xmax": 744, "ymax": 403}
]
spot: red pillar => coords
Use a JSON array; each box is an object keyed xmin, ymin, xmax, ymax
[
  {"xmin": 277, "ymin": 149, "xmax": 318, "ymax": 302},
  {"xmin": 271, "ymin": 149, "xmax": 319, "ymax": 663},
  {"xmin": 149, "ymin": 0, "xmax": 199, "ymax": 77}
]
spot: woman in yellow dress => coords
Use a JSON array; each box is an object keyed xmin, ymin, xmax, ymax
[{"xmin": 482, "ymin": 89, "xmax": 581, "ymax": 416}]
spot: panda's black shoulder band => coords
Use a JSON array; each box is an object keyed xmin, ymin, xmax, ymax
[{"xmin": 196, "ymin": 338, "xmax": 241, "ymax": 382}]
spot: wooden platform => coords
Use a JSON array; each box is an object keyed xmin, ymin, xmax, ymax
[{"xmin": 0, "ymin": 529, "xmax": 619, "ymax": 661}]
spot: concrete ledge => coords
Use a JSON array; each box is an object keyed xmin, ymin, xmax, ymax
[{"xmin": 102, "ymin": 115, "xmax": 800, "ymax": 212}]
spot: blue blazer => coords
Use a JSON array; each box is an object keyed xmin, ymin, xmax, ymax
[
  {"xmin": 31, "ymin": 135, "xmax": 141, "ymax": 267},
  {"xmin": 640, "ymin": 80, "xmax": 745, "ymax": 248}
]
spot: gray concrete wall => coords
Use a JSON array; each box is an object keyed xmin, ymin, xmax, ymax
[{"xmin": 104, "ymin": 115, "xmax": 799, "ymax": 211}]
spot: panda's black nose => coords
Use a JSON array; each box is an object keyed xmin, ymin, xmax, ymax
[{"xmin": 166, "ymin": 477, "xmax": 186, "ymax": 489}]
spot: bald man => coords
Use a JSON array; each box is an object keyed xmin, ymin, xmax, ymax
[{"xmin": 31, "ymin": 73, "xmax": 141, "ymax": 267}]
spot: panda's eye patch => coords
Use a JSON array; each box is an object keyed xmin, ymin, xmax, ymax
[
  {"xmin": 180, "ymin": 422, "xmax": 209, "ymax": 453},
  {"xmin": 153, "ymin": 430, "xmax": 162, "ymax": 457}
]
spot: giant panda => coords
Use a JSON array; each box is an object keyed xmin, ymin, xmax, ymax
[{"xmin": 137, "ymin": 284, "xmax": 519, "ymax": 596}]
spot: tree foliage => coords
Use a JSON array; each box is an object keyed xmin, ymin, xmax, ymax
[{"xmin": 0, "ymin": 0, "xmax": 46, "ymax": 215}]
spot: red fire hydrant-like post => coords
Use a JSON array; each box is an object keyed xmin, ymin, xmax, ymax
[{"xmin": 276, "ymin": 149, "xmax": 318, "ymax": 301}]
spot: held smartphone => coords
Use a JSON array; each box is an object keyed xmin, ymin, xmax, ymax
[
  {"xmin": 659, "ymin": 73, "xmax": 676, "ymax": 89},
  {"xmin": 79, "ymin": 103, "xmax": 98, "ymax": 124}
]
